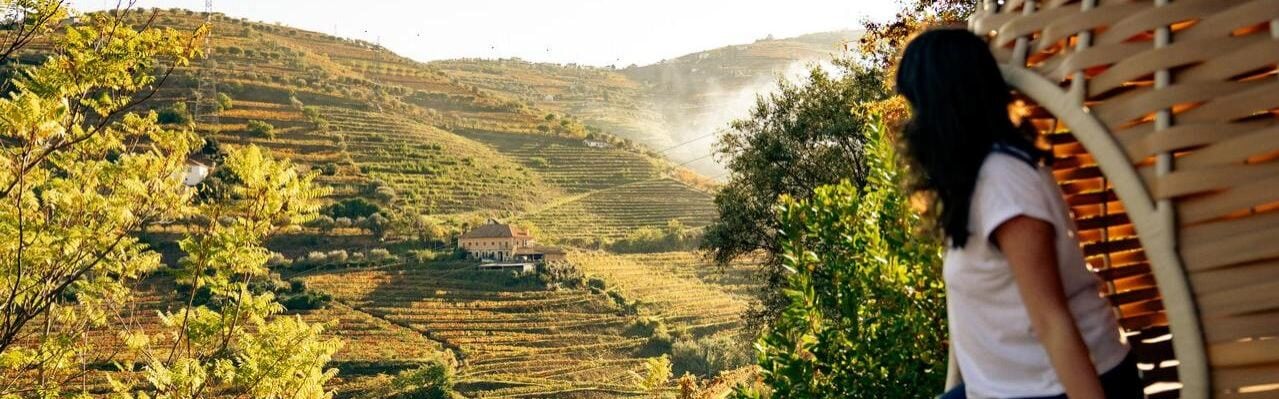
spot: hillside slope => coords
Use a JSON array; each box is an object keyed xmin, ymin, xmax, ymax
[
  {"xmin": 16, "ymin": 8, "xmax": 768, "ymax": 397},
  {"xmin": 110, "ymin": 9, "xmax": 717, "ymax": 237},
  {"xmin": 432, "ymin": 31, "xmax": 861, "ymax": 176}
]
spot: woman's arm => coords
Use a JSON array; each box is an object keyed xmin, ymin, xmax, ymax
[
  {"xmin": 945, "ymin": 345, "xmax": 962, "ymax": 390},
  {"xmin": 993, "ymin": 216, "xmax": 1104, "ymax": 398}
]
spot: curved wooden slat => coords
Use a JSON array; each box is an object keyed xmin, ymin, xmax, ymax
[
  {"xmin": 1095, "ymin": 0, "xmax": 1237, "ymax": 46},
  {"xmin": 1208, "ymin": 338, "xmax": 1279, "ymax": 368}
]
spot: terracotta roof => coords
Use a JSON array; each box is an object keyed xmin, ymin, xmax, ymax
[{"xmin": 459, "ymin": 223, "xmax": 530, "ymax": 239}]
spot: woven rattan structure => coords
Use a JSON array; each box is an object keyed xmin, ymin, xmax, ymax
[{"xmin": 969, "ymin": 1, "xmax": 1279, "ymax": 397}]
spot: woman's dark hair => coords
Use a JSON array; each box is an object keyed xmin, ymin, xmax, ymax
[{"xmin": 895, "ymin": 27, "xmax": 1045, "ymax": 247}]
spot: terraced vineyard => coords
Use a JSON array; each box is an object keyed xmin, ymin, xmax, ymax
[
  {"xmin": 568, "ymin": 252, "xmax": 751, "ymax": 338},
  {"xmin": 324, "ymin": 107, "xmax": 554, "ymax": 214},
  {"xmin": 458, "ymin": 130, "xmax": 663, "ymax": 194},
  {"xmin": 14, "ymin": 9, "xmax": 801, "ymax": 398},
  {"xmin": 300, "ymin": 264, "xmax": 664, "ymax": 398},
  {"xmin": 292, "ymin": 303, "xmax": 450, "ymax": 395},
  {"xmin": 522, "ymin": 179, "xmax": 718, "ymax": 242},
  {"xmin": 618, "ymin": 252, "xmax": 763, "ymax": 299}
]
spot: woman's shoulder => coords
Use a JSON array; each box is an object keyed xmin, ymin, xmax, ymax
[{"xmin": 978, "ymin": 151, "xmax": 1042, "ymax": 183}]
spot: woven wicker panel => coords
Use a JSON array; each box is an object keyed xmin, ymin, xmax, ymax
[
  {"xmin": 1042, "ymin": 119, "xmax": 1183, "ymax": 398},
  {"xmin": 973, "ymin": 1, "xmax": 1279, "ymax": 397}
]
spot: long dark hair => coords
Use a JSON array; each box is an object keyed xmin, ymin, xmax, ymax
[{"xmin": 895, "ymin": 28, "xmax": 1044, "ymax": 247}]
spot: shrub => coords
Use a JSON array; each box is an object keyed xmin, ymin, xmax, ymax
[
  {"xmin": 671, "ymin": 335, "xmax": 751, "ymax": 377},
  {"xmin": 537, "ymin": 261, "xmax": 583, "ymax": 289},
  {"xmin": 609, "ymin": 220, "xmax": 700, "ymax": 253},
  {"xmin": 325, "ymin": 198, "xmax": 381, "ymax": 219},
  {"xmin": 319, "ymin": 162, "xmax": 338, "ymax": 176},
  {"xmin": 326, "ymin": 250, "xmax": 349, "ymax": 264},
  {"xmin": 369, "ymin": 352, "xmax": 458, "ymax": 399},
  {"xmin": 364, "ymin": 213, "xmax": 390, "ymax": 238},
  {"xmin": 246, "ymin": 119, "xmax": 275, "ymax": 139},
  {"xmin": 586, "ymin": 277, "xmax": 607, "ymax": 291},
  {"xmin": 216, "ymin": 92, "xmax": 233, "ymax": 111},
  {"xmin": 280, "ymin": 292, "xmax": 331, "ymax": 310},
  {"xmin": 334, "ymin": 217, "xmax": 353, "ymax": 228},
  {"xmin": 734, "ymin": 118, "xmax": 945, "ymax": 398},
  {"xmin": 300, "ymin": 252, "xmax": 325, "ymax": 266},
  {"xmin": 266, "ymin": 252, "xmax": 292, "ymax": 267},
  {"xmin": 157, "ymin": 102, "xmax": 192, "ymax": 125},
  {"xmin": 373, "ymin": 186, "xmax": 397, "ymax": 202},
  {"xmin": 636, "ymin": 355, "xmax": 672, "ymax": 392},
  {"xmin": 368, "ymin": 248, "xmax": 395, "ymax": 262},
  {"xmin": 307, "ymin": 215, "xmax": 335, "ymax": 230}
]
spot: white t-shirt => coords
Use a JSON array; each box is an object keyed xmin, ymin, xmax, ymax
[{"xmin": 944, "ymin": 152, "xmax": 1129, "ymax": 399}]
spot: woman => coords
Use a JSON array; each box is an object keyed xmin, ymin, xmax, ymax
[{"xmin": 895, "ymin": 28, "xmax": 1143, "ymax": 399}]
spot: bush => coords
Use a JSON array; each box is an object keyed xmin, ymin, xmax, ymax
[
  {"xmin": 246, "ymin": 119, "xmax": 275, "ymax": 139},
  {"xmin": 368, "ymin": 248, "xmax": 395, "ymax": 262},
  {"xmin": 325, "ymin": 198, "xmax": 381, "ymax": 219},
  {"xmin": 307, "ymin": 215, "xmax": 335, "ymax": 230},
  {"xmin": 266, "ymin": 252, "xmax": 292, "ymax": 267},
  {"xmin": 280, "ymin": 292, "xmax": 331, "ymax": 310},
  {"xmin": 364, "ymin": 213, "xmax": 390, "ymax": 238},
  {"xmin": 368, "ymin": 352, "xmax": 458, "ymax": 399},
  {"xmin": 157, "ymin": 102, "xmax": 192, "ymax": 125},
  {"xmin": 671, "ymin": 335, "xmax": 751, "ymax": 377},
  {"xmin": 586, "ymin": 277, "xmax": 607, "ymax": 291},
  {"xmin": 216, "ymin": 92, "xmax": 233, "ymax": 111},
  {"xmin": 735, "ymin": 118, "xmax": 946, "ymax": 398},
  {"xmin": 609, "ymin": 220, "xmax": 700, "ymax": 253},
  {"xmin": 326, "ymin": 250, "xmax": 349, "ymax": 264},
  {"xmin": 536, "ymin": 261, "xmax": 583, "ymax": 289}
]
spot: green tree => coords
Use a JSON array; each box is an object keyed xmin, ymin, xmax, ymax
[
  {"xmin": 247, "ymin": 119, "xmax": 275, "ymax": 139},
  {"xmin": 0, "ymin": 6, "xmax": 340, "ymax": 398},
  {"xmin": 701, "ymin": 61, "xmax": 887, "ymax": 327},
  {"xmin": 733, "ymin": 118, "xmax": 946, "ymax": 399},
  {"xmin": 634, "ymin": 355, "xmax": 673, "ymax": 392},
  {"xmin": 359, "ymin": 352, "xmax": 459, "ymax": 399},
  {"xmin": 216, "ymin": 92, "xmax": 233, "ymax": 111},
  {"xmin": 159, "ymin": 101, "xmax": 194, "ymax": 125}
]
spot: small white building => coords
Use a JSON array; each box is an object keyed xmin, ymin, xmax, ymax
[{"xmin": 183, "ymin": 162, "xmax": 210, "ymax": 186}]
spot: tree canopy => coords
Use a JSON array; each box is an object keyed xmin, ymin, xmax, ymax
[
  {"xmin": 701, "ymin": 60, "xmax": 888, "ymax": 326},
  {"xmin": 0, "ymin": 4, "xmax": 340, "ymax": 397}
]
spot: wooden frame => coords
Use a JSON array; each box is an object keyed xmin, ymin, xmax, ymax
[{"xmin": 971, "ymin": 1, "xmax": 1279, "ymax": 397}]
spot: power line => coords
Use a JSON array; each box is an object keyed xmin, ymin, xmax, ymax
[
  {"xmin": 659, "ymin": 132, "xmax": 721, "ymax": 154},
  {"xmin": 672, "ymin": 153, "xmax": 714, "ymax": 168}
]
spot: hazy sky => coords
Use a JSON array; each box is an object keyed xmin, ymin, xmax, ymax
[{"xmin": 69, "ymin": 0, "xmax": 899, "ymax": 66}]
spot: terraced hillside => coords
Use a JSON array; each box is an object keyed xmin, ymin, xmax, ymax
[
  {"xmin": 568, "ymin": 252, "xmax": 752, "ymax": 338},
  {"xmin": 432, "ymin": 59, "xmax": 666, "ymax": 147},
  {"xmin": 293, "ymin": 303, "xmax": 452, "ymax": 395},
  {"xmin": 95, "ymin": 9, "xmax": 717, "ymax": 228},
  {"xmin": 521, "ymin": 179, "xmax": 718, "ymax": 243},
  {"xmin": 301, "ymin": 263, "xmax": 662, "ymax": 398},
  {"xmin": 11, "ymin": 9, "xmax": 771, "ymax": 397}
]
